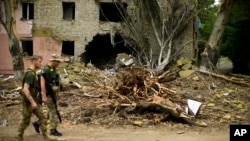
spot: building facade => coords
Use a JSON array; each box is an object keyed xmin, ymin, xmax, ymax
[{"xmin": 0, "ymin": 0, "xmax": 196, "ymax": 74}]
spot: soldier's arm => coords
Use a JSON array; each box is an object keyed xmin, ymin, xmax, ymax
[
  {"xmin": 22, "ymin": 83, "xmax": 37, "ymax": 109},
  {"xmin": 40, "ymin": 75, "xmax": 46, "ymax": 94},
  {"xmin": 40, "ymin": 66, "xmax": 49, "ymax": 99},
  {"xmin": 40, "ymin": 75, "xmax": 48, "ymax": 104}
]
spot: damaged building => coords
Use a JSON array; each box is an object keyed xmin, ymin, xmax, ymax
[{"xmin": 0, "ymin": 0, "xmax": 197, "ymax": 74}]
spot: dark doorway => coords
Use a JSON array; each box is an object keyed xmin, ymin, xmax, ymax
[
  {"xmin": 81, "ymin": 34, "xmax": 132, "ymax": 69},
  {"xmin": 62, "ymin": 41, "xmax": 74, "ymax": 56}
]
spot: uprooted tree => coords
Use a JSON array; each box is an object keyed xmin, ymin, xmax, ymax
[
  {"xmin": 113, "ymin": 0, "xmax": 196, "ymax": 74},
  {"xmin": 74, "ymin": 64, "xmax": 207, "ymax": 127},
  {"xmin": 0, "ymin": 0, "xmax": 24, "ymax": 79},
  {"xmin": 76, "ymin": 0, "xmax": 206, "ymax": 127}
]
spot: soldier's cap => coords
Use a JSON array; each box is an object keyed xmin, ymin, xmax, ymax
[{"xmin": 49, "ymin": 54, "xmax": 63, "ymax": 62}]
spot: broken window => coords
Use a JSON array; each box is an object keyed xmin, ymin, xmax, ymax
[
  {"xmin": 62, "ymin": 41, "xmax": 74, "ymax": 56},
  {"xmin": 62, "ymin": 2, "xmax": 75, "ymax": 20},
  {"xmin": 99, "ymin": 2, "xmax": 127, "ymax": 22},
  {"xmin": 22, "ymin": 3, "xmax": 34, "ymax": 20},
  {"xmin": 21, "ymin": 40, "xmax": 33, "ymax": 56}
]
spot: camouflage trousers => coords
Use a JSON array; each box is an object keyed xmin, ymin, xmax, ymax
[
  {"xmin": 46, "ymin": 95, "xmax": 60, "ymax": 129},
  {"xmin": 17, "ymin": 101, "xmax": 47, "ymax": 136}
]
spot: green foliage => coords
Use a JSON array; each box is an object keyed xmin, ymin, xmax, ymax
[
  {"xmin": 221, "ymin": 1, "xmax": 250, "ymax": 59},
  {"xmin": 196, "ymin": 0, "xmax": 218, "ymax": 60},
  {"xmin": 218, "ymin": 56, "xmax": 230, "ymax": 61},
  {"xmin": 220, "ymin": 26, "xmax": 238, "ymax": 59},
  {"xmin": 197, "ymin": 0, "xmax": 214, "ymax": 10},
  {"xmin": 197, "ymin": 0, "xmax": 218, "ymax": 42},
  {"xmin": 220, "ymin": 0, "xmax": 250, "ymax": 74}
]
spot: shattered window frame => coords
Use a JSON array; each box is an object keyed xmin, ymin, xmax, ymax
[
  {"xmin": 62, "ymin": 2, "xmax": 75, "ymax": 20},
  {"xmin": 62, "ymin": 41, "xmax": 75, "ymax": 56},
  {"xmin": 21, "ymin": 2, "xmax": 34, "ymax": 20},
  {"xmin": 21, "ymin": 40, "xmax": 33, "ymax": 56}
]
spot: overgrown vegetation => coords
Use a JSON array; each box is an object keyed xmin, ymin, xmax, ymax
[
  {"xmin": 221, "ymin": 1, "xmax": 250, "ymax": 74},
  {"xmin": 196, "ymin": 0, "xmax": 218, "ymax": 62}
]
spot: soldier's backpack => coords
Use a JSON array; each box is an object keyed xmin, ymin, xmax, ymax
[{"xmin": 19, "ymin": 69, "xmax": 41, "ymax": 103}]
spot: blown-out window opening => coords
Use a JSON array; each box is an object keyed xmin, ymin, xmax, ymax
[{"xmin": 22, "ymin": 3, "xmax": 34, "ymax": 20}]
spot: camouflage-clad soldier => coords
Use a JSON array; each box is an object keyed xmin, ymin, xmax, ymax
[
  {"xmin": 33, "ymin": 54, "xmax": 63, "ymax": 136},
  {"xmin": 17, "ymin": 55, "xmax": 52, "ymax": 141}
]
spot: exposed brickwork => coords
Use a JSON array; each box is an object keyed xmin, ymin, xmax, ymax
[
  {"xmin": 0, "ymin": 0, "xmax": 195, "ymax": 74},
  {"xmin": 33, "ymin": 0, "xmax": 132, "ymax": 57}
]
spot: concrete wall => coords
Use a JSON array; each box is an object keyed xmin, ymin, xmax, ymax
[
  {"xmin": 0, "ymin": 2, "xmax": 33, "ymax": 74},
  {"xmin": 0, "ymin": 0, "xmax": 130, "ymax": 74},
  {"xmin": 0, "ymin": 0, "xmax": 195, "ymax": 75},
  {"xmin": 0, "ymin": 35, "xmax": 13, "ymax": 74},
  {"xmin": 33, "ymin": 0, "xmax": 126, "ymax": 58},
  {"xmin": 32, "ymin": 37, "xmax": 61, "ymax": 65}
]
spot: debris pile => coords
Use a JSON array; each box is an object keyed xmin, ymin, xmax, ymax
[
  {"xmin": 56, "ymin": 61, "xmax": 207, "ymax": 127},
  {"xmin": 176, "ymin": 57, "xmax": 196, "ymax": 78},
  {"xmin": 1, "ymin": 58, "xmax": 250, "ymax": 128}
]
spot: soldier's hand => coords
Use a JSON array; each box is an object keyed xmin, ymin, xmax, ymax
[
  {"xmin": 31, "ymin": 101, "xmax": 38, "ymax": 109},
  {"xmin": 41, "ymin": 92, "xmax": 48, "ymax": 105}
]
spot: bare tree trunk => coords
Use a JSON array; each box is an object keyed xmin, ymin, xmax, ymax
[
  {"xmin": 0, "ymin": 0, "xmax": 24, "ymax": 79},
  {"xmin": 146, "ymin": 0, "xmax": 195, "ymax": 74},
  {"xmin": 8, "ymin": 34, "xmax": 24, "ymax": 79},
  {"xmin": 114, "ymin": 0, "xmax": 196, "ymax": 74},
  {"xmin": 201, "ymin": 0, "xmax": 235, "ymax": 69}
]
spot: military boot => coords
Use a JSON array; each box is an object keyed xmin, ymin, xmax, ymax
[
  {"xmin": 50, "ymin": 129, "xmax": 62, "ymax": 136},
  {"xmin": 43, "ymin": 133, "xmax": 57, "ymax": 141},
  {"xmin": 32, "ymin": 121, "xmax": 40, "ymax": 133},
  {"xmin": 16, "ymin": 133, "xmax": 24, "ymax": 141}
]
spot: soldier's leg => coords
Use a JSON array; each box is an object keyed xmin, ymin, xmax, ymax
[
  {"xmin": 33, "ymin": 104, "xmax": 48, "ymax": 135},
  {"xmin": 47, "ymin": 96, "xmax": 62, "ymax": 136},
  {"xmin": 17, "ymin": 103, "xmax": 32, "ymax": 140},
  {"xmin": 33, "ymin": 105, "xmax": 48, "ymax": 133},
  {"xmin": 33, "ymin": 104, "xmax": 57, "ymax": 141}
]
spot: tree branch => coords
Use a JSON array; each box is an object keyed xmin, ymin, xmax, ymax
[
  {"xmin": 199, "ymin": 70, "xmax": 250, "ymax": 87},
  {"xmin": 0, "ymin": 0, "xmax": 10, "ymax": 35}
]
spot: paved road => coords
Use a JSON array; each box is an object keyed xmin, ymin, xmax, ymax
[{"xmin": 0, "ymin": 124, "xmax": 229, "ymax": 141}]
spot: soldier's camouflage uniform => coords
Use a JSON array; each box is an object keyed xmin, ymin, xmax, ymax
[
  {"xmin": 41, "ymin": 64, "xmax": 62, "ymax": 135},
  {"xmin": 17, "ymin": 69, "xmax": 49, "ymax": 141}
]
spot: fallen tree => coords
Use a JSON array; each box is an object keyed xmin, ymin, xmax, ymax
[
  {"xmin": 75, "ymin": 64, "xmax": 207, "ymax": 127},
  {"xmin": 199, "ymin": 70, "xmax": 250, "ymax": 87}
]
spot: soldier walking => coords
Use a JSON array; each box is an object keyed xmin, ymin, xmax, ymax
[
  {"xmin": 33, "ymin": 54, "xmax": 63, "ymax": 136},
  {"xmin": 17, "ymin": 55, "xmax": 54, "ymax": 141}
]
